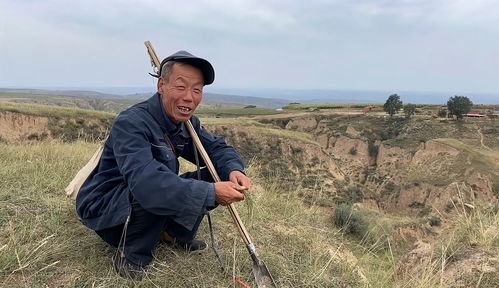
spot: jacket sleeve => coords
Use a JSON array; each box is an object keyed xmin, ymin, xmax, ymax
[
  {"xmin": 187, "ymin": 116, "xmax": 246, "ymax": 181},
  {"xmin": 111, "ymin": 110, "xmax": 215, "ymax": 231}
]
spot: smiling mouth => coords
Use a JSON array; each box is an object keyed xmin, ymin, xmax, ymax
[{"xmin": 178, "ymin": 106, "xmax": 192, "ymax": 113}]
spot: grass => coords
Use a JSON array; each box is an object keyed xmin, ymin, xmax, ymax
[
  {"xmin": 0, "ymin": 102, "xmax": 116, "ymax": 119},
  {"xmin": 402, "ymin": 137, "xmax": 499, "ymax": 190},
  {"xmin": 0, "ymin": 92, "xmax": 135, "ymax": 114},
  {"xmin": 445, "ymin": 184, "xmax": 499, "ymax": 250},
  {"xmin": 395, "ymin": 186, "xmax": 499, "ymax": 288},
  {"xmin": 1, "ymin": 107, "xmax": 498, "ymax": 287},
  {"xmin": 283, "ymin": 103, "xmax": 384, "ymax": 110},
  {"xmin": 196, "ymin": 107, "xmax": 283, "ymax": 116},
  {"xmin": 0, "ymin": 142, "xmax": 360, "ymax": 287},
  {"xmin": 0, "ymin": 92, "xmax": 53, "ymax": 99},
  {"xmin": 201, "ymin": 117, "xmax": 318, "ymax": 145},
  {"xmin": 435, "ymin": 138, "xmax": 499, "ymax": 193}
]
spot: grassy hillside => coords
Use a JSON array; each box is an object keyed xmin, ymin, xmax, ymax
[
  {"xmin": 0, "ymin": 102, "xmax": 116, "ymax": 119},
  {"xmin": 1, "ymin": 142, "xmax": 497, "ymax": 287},
  {"xmin": 0, "ymin": 142, "xmax": 360, "ymax": 287},
  {"xmin": 0, "ymin": 92, "xmax": 135, "ymax": 114},
  {"xmin": 1, "ymin": 102, "xmax": 498, "ymax": 287}
]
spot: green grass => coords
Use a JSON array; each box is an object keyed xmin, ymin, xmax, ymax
[
  {"xmin": 0, "ymin": 92, "xmax": 53, "ymax": 99},
  {"xmin": 196, "ymin": 107, "xmax": 283, "ymax": 116},
  {"xmin": 0, "ymin": 102, "xmax": 116, "ymax": 119},
  {"xmin": 202, "ymin": 117, "xmax": 318, "ymax": 145},
  {"xmin": 283, "ymin": 103, "xmax": 384, "ymax": 110}
]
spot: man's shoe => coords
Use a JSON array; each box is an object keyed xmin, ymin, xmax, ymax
[
  {"xmin": 163, "ymin": 238, "xmax": 208, "ymax": 252},
  {"xmin": 113, "ymin": 253, "xmax": 146, "ymax": 281}
]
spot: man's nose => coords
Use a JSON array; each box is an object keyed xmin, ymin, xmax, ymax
[{"xmin": 181, "ymin": 89, "xmax": 195, "ymax": 101}]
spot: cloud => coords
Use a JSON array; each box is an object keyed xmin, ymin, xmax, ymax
[{"xmin": 1, "ymin": 0, "xmax": 498, "ymax": 93}]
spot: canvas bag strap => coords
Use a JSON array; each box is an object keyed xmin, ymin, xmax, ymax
[{"xmin": 64, "ymin": 136, "xmax": 108, "ymax": 199}]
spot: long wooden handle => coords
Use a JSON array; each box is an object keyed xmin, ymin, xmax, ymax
[
  {"xmin": 185, "ymin": 121, "xmax": 253, "ymax": 246},
  {"xmin": 145, "ymin": 41, "xmax": 161, "ymax": 75},
  {"xmin": 143, "ymin": 41, "xmax": 254, "ymax": 247}
]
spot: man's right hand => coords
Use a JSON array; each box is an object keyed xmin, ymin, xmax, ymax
[{"xmin": 214, "ymin": 181, "xmax": 247, "ymax": 206}]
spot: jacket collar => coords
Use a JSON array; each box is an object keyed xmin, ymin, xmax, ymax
[{"xmin": 147, "ymin": 93, "xmax": 190, "ymax": 138}]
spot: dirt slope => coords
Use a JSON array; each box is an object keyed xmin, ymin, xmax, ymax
[{"xmin": 0, "ymin": 110, "xmax": 111, "ymax": 142}]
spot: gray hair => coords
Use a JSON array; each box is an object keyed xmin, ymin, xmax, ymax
[{"xmin": 160, "ymin": 61, "xmax": 176, "ymax": 82}]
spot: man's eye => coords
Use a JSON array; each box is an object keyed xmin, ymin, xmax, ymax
[
  {"xmin": 193, "ymin": 89, "xmax": 202, "ymax": 94},
  {"xmin": 176, "ymin": 85, "xmax": 186, "ymax": 90}
]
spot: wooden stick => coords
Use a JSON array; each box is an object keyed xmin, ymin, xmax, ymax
[{"xmin": 185, "ymin": 121, "xmax": 253, "ymax": 246}]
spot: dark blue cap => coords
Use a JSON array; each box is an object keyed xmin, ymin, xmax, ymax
[{"xmin": 152, "ymin": 50, "xmax": 215, "ymax": 85}]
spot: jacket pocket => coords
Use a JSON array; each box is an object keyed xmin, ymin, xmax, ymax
[{"xmin": 150, "ymin": 143, "xmax": 176, "ymax": 164}]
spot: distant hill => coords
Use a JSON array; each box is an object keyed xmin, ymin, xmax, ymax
[
  {"xmin": 0, "ymin": 88, "xmax": 126, "ymax": 99},
  {"xmin": 3, "ymin": 87, "xmax": 496, "ymax": 109},
  {"xmin": 203, "ymin": 93, "xmax": 289, "ymax": 108},
  {"xmin": 211, "ymin": 88, "xmax": 499, "ymax": 105},
  {"xmin": 0, "ymin": 88, "xmax": 292, "ymax": 109}
]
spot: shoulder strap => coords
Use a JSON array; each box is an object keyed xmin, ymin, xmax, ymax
[{"xmin": 64, "ymin": 138, "xmax": 107, "ymax": 199}]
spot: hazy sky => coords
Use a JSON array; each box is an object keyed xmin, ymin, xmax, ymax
[{"xmin": 1, "ymin": 0, "xmax": 498, "ymax": 94}]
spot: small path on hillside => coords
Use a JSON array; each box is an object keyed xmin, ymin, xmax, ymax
[{"xmin": 477, "ymin": 128, "xmax": 491, "ymax": 150}]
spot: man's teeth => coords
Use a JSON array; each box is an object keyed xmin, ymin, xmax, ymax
[{"xmin": 178, "ymin": 106, "xmax": 191, "ymax": 112}]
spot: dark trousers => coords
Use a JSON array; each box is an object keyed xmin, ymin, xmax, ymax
[
  {"xmin": 96, "ymin": 199, "xmax": 205, "ymax": 266},
  {"xmin": 96, "ymin": 168, "xmax": 213, "ymax": 266}
]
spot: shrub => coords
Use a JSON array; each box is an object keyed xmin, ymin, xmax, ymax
[
  {"xmin": 404, "ymin": 103, "xmax": 416, "ymax": 119},
  {"xmin": 429, "ymin": 216, "xmax": 442, "ymax": 226},
  {"xmin": 438, "ymin": 109, "xmax": 448, "ymax": 118},
  {"xmin": 368, "ymin": 141, "xmax": 379, "ymax": 157},
  {"xmin": 334, "ymin": 204, "xmax": 368, "ymax": 238},
  {"xmin": 349, "ymin": 146, "xmax": 357, "ymax": 155}
]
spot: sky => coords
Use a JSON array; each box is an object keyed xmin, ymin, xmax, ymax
[{"xmin": 1, "ymin": 0, "xmax": 499, "ymax": 96}]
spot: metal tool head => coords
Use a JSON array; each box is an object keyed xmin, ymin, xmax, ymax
[{"xmin": 253, "ymin": 258, "xmax": 277, "ymax": 288}]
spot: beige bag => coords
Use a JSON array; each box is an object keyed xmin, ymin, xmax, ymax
[{"xmin": 65, "ymin": 143, "xmax": 105, "ymax": 199}]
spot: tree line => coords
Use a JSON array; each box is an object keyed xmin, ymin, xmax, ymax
[{"xmin": 383, "ymin": 94, "xmax": 474, "ymax": 120}]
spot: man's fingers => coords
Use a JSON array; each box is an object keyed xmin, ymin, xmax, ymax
[
  {"xmin": 233, "ymin": 185, "xmax": 248, "ymax": 191},
  {"xmin": 215, "ymin": 182, "xmax": 247, "ymax": 205}
]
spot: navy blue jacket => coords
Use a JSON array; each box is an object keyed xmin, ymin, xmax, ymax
[{"xmin": 76, "ymin": 93, "xmax": 245, "ymax": 231}]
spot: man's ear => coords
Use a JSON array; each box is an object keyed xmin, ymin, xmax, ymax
[{"xmin": 157, "ymin": 77, "xmax": 164, "ymax": 95}]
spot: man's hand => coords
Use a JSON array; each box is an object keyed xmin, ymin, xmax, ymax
[
  {"xmin": 229, "ymin": 170, "xmax": 252, "ymax": 190},
  {"xmin": 214, "ymin": 171, "xmax": 252, "ymax": 206},
  {"xmin": 214, "ymin": 181, "xmax": 246, "ymax": 206}
]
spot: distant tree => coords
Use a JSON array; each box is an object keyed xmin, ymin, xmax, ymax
[
  {"xmin": 447, "ymin": 95, "xmax": 473, "ymax": 120},
  {"xmin": 383, "ymin": 94, "xmax": 403, "ymax": 118},
  {"xmin": 403, "ymin": 103, "xmax": 416, "ymax": 119}
]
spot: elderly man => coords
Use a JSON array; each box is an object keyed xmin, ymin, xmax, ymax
[{"xmin": 76, "ymin": 51, "xmax": 251, "ymax": 280}]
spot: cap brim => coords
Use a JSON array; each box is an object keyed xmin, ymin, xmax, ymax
[
  {"xmin": 176, "ymin": 57, "xmax": 215, "ymax": 85},
  {"xmin": 154, "ymin": 53, "xmax": 215, "ymax": 85}
]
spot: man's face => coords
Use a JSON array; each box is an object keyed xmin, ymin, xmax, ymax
[{"xmin": 158, "ymin": 63, "xmax": 204, "ymax": 123}]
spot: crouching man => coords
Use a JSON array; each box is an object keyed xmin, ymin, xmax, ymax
[{"xmin": 76, "ymin": 50, "xmax": 251, "ymax": 280}]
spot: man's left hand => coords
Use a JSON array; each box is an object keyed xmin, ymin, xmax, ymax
[{"xmin": 229, "ymin": 171, "xmax": 252, "ymax": 191}]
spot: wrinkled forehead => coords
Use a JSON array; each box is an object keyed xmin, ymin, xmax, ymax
[{"xmin": 168, "ymin": 62, "xmax": 204, "ymax": 83}]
